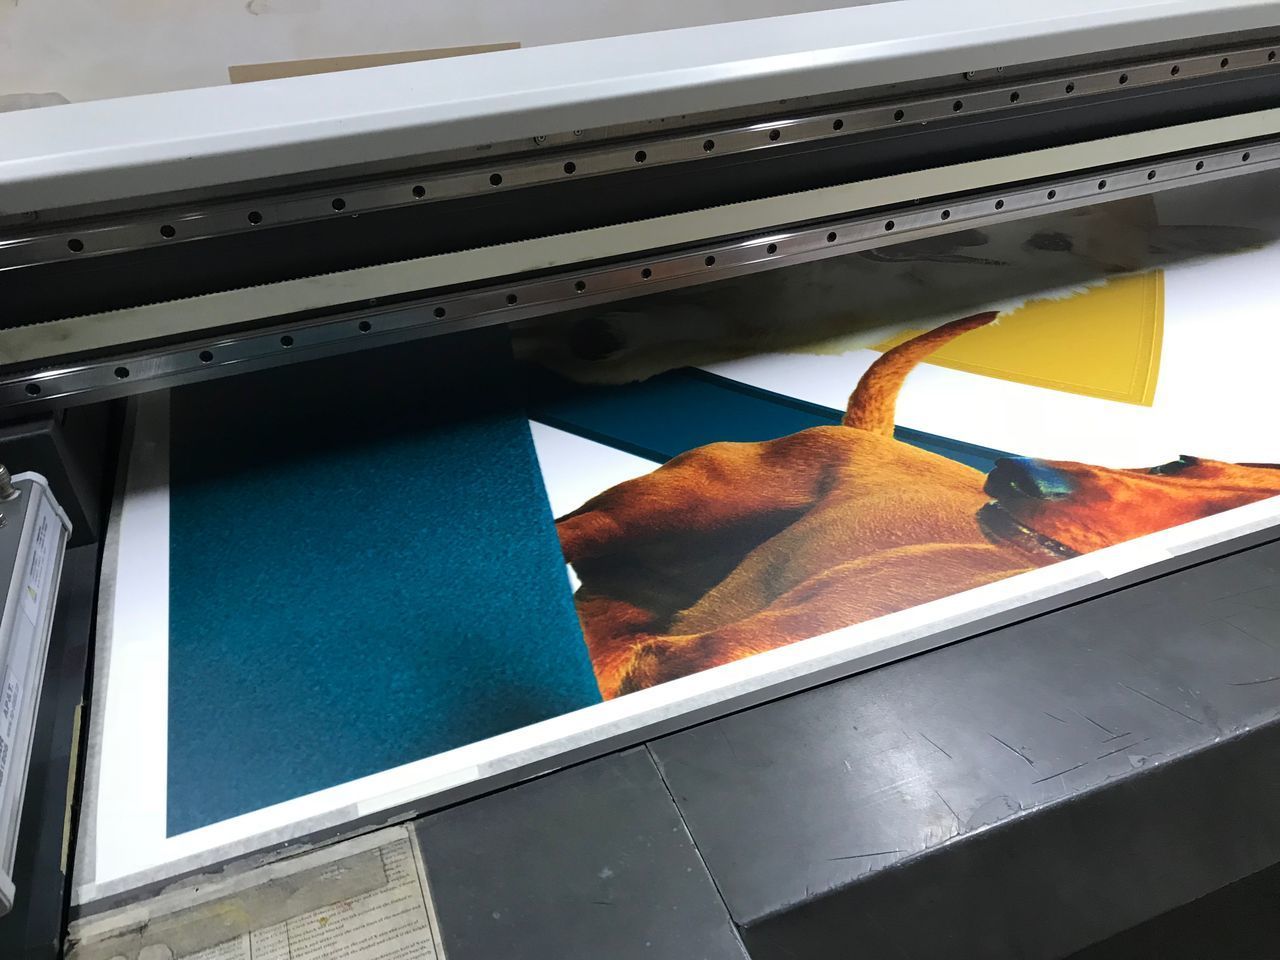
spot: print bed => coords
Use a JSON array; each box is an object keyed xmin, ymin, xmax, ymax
[{"xmin": 75, "ymin": 191, "xmax": 1280, "ymax": 904}]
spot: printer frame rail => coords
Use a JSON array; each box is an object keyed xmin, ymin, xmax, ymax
[
  {"xmin": 7, "ymin": 32, "xmax": 1280, "ymax": 330},
  {"xmin": 3, "ymin": 124, "xmax": 1280, "ymax": 410}
]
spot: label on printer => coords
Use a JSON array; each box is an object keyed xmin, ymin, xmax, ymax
[
  {"xmin": 0, "ymin": 668, "xmax": 19, "ymax": 794},
  {"xmin": 19, "ymin": 508, "xmax": 54, "ymax": 625}
]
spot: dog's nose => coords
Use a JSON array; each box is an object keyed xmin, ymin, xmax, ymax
[{"xmin": 985, "ymin": 457, "xmax": 1074, "ymax": 501}]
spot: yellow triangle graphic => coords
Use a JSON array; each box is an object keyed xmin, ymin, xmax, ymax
[{"xmin": 873, "ymin": 272, "xmax": 1165, "ymax": 406}]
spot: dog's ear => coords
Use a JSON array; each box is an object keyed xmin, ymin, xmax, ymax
[{"xmin": 1146, "ymin": 225, "xmax": 1273, "ymax": 257}]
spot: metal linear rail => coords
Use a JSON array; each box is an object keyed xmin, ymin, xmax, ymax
[
  {"xmin": 4, "ymin": 126, "xmax": 1277, "ymax": 410},
  {"xmin": 6, "ymin": 0, "xmax": 1280, "ymax": 218},
  {"xmin": 4, "ymin": 39, "xmax": 1280, "ymax": 271}
]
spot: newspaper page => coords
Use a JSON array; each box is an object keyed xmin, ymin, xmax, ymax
[{"xmin": 67, "ymin": 824, "xmax": 443, "ymax": 960}]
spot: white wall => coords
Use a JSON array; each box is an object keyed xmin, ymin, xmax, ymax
[{"xmin": 0, "ymin": 0, "xmax": 878, "ymax": 104}]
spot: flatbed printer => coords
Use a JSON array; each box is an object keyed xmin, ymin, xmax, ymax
[{"xmin": 4, "ymin": 1, "xmax": 1280, "ymax": 956}]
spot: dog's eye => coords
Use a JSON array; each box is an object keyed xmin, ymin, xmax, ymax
[
  {"xmin": 1149, "ymin": 455, "xmax": 1201, "ymax": 475},
  {"xmin": 1026, "ymin": 232, "xmax": 1074, "ymax": 252}
]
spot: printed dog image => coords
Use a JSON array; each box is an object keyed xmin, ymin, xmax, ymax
[
  {"xmin": 516, "ymin": 199, "xmax": 1266, "ymax": 385},
  {"xmin": 556, "ymin": 313, "xmax": 1280, "ymax": 698}
]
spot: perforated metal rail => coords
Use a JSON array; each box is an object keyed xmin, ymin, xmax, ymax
[
  {"xmin": 2, "ymin": 40, "xmax": 1279, "ymax": 270},
  {"xmin": 3, "ymin": 129, "xmax": 1277, "ymax": 409}
]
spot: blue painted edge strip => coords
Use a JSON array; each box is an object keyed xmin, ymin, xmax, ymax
[{"xmin": 526, "ymin": 365, "xmax": 1015, "ymax": 472}]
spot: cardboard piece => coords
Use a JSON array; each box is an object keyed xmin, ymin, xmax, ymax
[{"xmin": 228, "ymin": 43, "xmax": 519, "ymax": 84}]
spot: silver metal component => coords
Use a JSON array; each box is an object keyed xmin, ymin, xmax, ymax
[
  {"xmin": 3, "ymin": 39, "xmax": 1278, "ymax": 271},
  {"xmin": 0, "ymin": 468, "xmax": 18, "ymax": 503},
  {"xmin": 0, "ymin": 473, "xmax": 71, "ymax": 915},
  {"xmin": 3, "ymin": 131, "xmax": 1277, "ymax": 409}
]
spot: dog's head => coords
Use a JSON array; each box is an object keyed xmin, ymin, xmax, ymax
[{"xmin": 978, "ymin": 455, "xmax": 1280, "ymax": 561}]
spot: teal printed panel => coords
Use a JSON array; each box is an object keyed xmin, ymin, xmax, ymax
[{"xmin": 167, "ymin": 332, "xmax": 599, "ymax": 835}]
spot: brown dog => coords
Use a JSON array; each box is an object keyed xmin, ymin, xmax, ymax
[{"xmin": 557, "ymin": 313, "xmax": 1280, "ymax": 698}]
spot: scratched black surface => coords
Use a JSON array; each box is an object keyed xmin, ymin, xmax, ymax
[
  {"xmin": 417, "ymin": 747, "xmax": 747, "ymax": 960},
  {"xmin": 650, "ymin": 537, "xmax": 1280, "ymax": 959}
]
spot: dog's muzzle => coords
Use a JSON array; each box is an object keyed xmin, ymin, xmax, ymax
[
  {"xmin": 978, "ymin": 458, "xmax": 1079, "ymax": 562},
  {"xmin": 984, "ymin": 457, "xmax": 1074, "ymax": 501},
  {"xmin": 977, "ymin": 501, "xmax": 1079, "ymax": 562}
]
